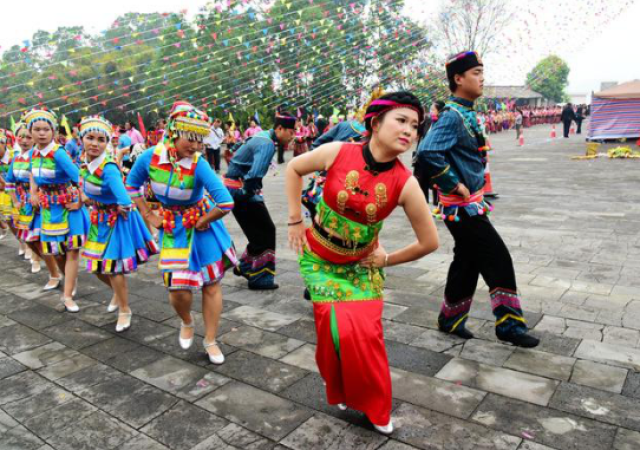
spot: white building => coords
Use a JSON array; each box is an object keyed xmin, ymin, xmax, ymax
[{"xmin": 569, "ymin": 93, "xmax": 589, "ymax": 105}]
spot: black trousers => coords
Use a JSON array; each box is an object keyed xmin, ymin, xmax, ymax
[
  {"xmin": 438, "ymin": 210, "xmax": 527, "ymax": 337},
  {"xmin": 206, "ymin": 147, "xmax": 221, "ymax": 171},
  {"xmin": 277, "ymin": 145, "xmax": 285, "ymax": 164},
  {"xmin": 563, "ymin": 120, "xmax": 571, "ymax": 138},
  {"xmin": 576, "ymin": 119, "xmax": 583, "ymax": 134},
  {"xmin": 232, "ymin": 199, "xmax": 277, "ymax": 288},
  {"xmin": 444, "ymin": 211, "xmax": 516, "ymax": 301},
  {"xmin": 232, "ymin": 200, "xmax": 276, "ymax": 257},
  {"xmin": 414, "ymin": 162, "xmax": 439, "ymax": 206}
]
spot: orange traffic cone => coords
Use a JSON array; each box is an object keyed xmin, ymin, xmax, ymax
[
  {"xmin": 550, "ymin": 125, "xmax": 556, "ymax": 138},
  {"xmin": 519, "ymin": 133, "xmax": 525, "ymax": 146},
  {"xmin": 484, "ymin": 156, "xmax": 498, "ymax": 198},
  {"xmin": 570, "ymin": 126, "xmax": 575, "ymax": 135}
]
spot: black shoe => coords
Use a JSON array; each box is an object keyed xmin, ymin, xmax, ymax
[
  {"xmin": 303, "ymin": 288, "xmax": 311, "ymax": 301},
  {"xmin": 439, "ymin": 326, "xmax": 474, "ymax": 340},
  {"xmin": 233, "ymin": 266, "xmax": 242, "ymax": 277},
  {"xmin": 248, "ymin": 283, "xmax": 279, "ymax": 291},
  {"xmin": 498, "ymin": 332, "xmax": 540, "ymax": 348}
]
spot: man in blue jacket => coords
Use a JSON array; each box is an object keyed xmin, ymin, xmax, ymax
[{"xmin": 417, "ymin": 51, "xmax": 539, "ymax": 348}]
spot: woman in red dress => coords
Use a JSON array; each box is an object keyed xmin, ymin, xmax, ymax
[{"xmin": 285, "ymin": 91, "xmax": 439, "ymax": 434}]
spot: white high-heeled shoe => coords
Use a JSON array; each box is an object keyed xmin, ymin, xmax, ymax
[
  {"xmin": 203, "ymin": 339, "xmax": 225, "ymax": 365},
  {"xmin": 31, "ymin": 260, "xmax": 41, "ymax": 274},
  {"xmin": 107, "ymin": 295, "xmax": 118, "ymax": 313},
  {"xmin": 61, "ymin": 296, "xmax": 79, "ymax": 313},
  {"xmin": 44, "ymin": 276, "xmax": 63, "ymax": 291},
  {"xmin": 179, "ymin": 317, "xmax": 195, "ymax": 350},
  {"xmin": 116, "ymin": 312, "xmax": 132, "ymax": 333},
  {"xmin": 373, "ymin": 420, "xmax": 394, "ymax": 435}
]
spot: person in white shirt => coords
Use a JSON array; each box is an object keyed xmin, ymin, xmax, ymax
[{"xmin": 204, "ymin": 118, "xmax": 224, "ymax": 173}]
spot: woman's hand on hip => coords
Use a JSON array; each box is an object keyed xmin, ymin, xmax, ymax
[{"xmin": 288, "ymin": 222, "xmax": 308, "ymax": 256}]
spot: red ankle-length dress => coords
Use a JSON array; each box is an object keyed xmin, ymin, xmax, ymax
[{"xmin": 298, "ymin": 142, "xmax": 412, "ymax": 426}]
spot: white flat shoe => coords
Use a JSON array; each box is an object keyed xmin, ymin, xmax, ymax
[
  {"xmin": 107, "ymin": 296, "xmax": 118, "ymax": 313},
  {"xmin": 116, "ymin": 312, "xmax": 132, "ymax": 333},
  {"xmin": 179, "ymin": 317, "xmax": 194, "ymax": 350},
  {"xmin": 61, "ymin": 296, "xmax": 79, "ymax": 313},
  {"xmin": 44, "ymin": 276, "xmax": 63, "ymax": 291},
  {"xmin": 18, "ymin": 247, "xmax": 25, "ymax": 257},
  {"xmin": 31, "ymin": 260, "xmax": 41, "ymax": 274},
  {"xmin": 373, "ymin": 420, "xmax": 394, "ymax": 435},
  {"xmin": 337, "ymin": 403, "xmax": 347, "ymax": 411},
  {"xmin": 203, "ymin": 339, "xmax": 225, "ymax": 365}
]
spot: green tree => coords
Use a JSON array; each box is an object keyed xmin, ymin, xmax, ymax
[
  {"xmin": 0, "ymin": 0, "xmax": 431, "ymax": 130},
  {"xmin": 526, "ymin": 55, "xmax": 570, "ymax": 103}
]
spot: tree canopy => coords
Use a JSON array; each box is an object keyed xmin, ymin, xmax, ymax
[
  {"xmin": 526, "ymin": 55, "xmax": 570, "ymax": 103},
  {"xmin": 0, "ymin": 0, "xmax": 436, "ymax": 129}
]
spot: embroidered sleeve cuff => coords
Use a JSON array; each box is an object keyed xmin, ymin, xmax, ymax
[
  {"xmin": 431, "ymin": 165, "xmax": 460, "ymax": 193},
  {"xmin": 125, "ymin": 185, "xmax": 143, "ymax": 198},
  {"xmin": 216, "ymin": 201, "xmax": 234, "ymax": 211}
]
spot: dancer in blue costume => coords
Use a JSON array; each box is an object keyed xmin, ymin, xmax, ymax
[
  {"xmin": 0, "ymin": 128, "xmax": 16, "ymax": 239},
  {"xmin": 25, "ymin": 108, "xmax": 90, "ymax": 312},
  {"xmin": 79, "ymin": 116, "xmax": 159, "ymax": 332},
  {"xmin": 126, "ymin": 101, "xmax": 236, "ymax": 364},
  {"xmin": 5, "ymin": 123, "xmax": 62, "ymax": 282}
]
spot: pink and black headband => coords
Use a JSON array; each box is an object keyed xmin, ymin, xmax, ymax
[{"xmin": 364, "ymin": 99, "xmax": 424, "ymax": 123}]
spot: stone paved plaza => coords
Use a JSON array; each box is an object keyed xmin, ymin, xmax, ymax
[{"xmin": 1, "ymin": 122, "xmax": 640, "ymax": 450}]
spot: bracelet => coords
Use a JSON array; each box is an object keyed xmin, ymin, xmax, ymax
[
  {"xmin": 384, "ymin": 253, "xmax": 390, "ymax": 267},
  {"xmin": 287, "ymin": 219, "xmax": 303, "ymax": 226}
]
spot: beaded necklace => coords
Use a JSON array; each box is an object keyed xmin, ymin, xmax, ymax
[
  {"xmin": 445, "ymin": 99, "xmax": 490, "ymax": 152},
  {"xmin": 445, "ymin": 100, "xmax": 480, "ymax": 137}
]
